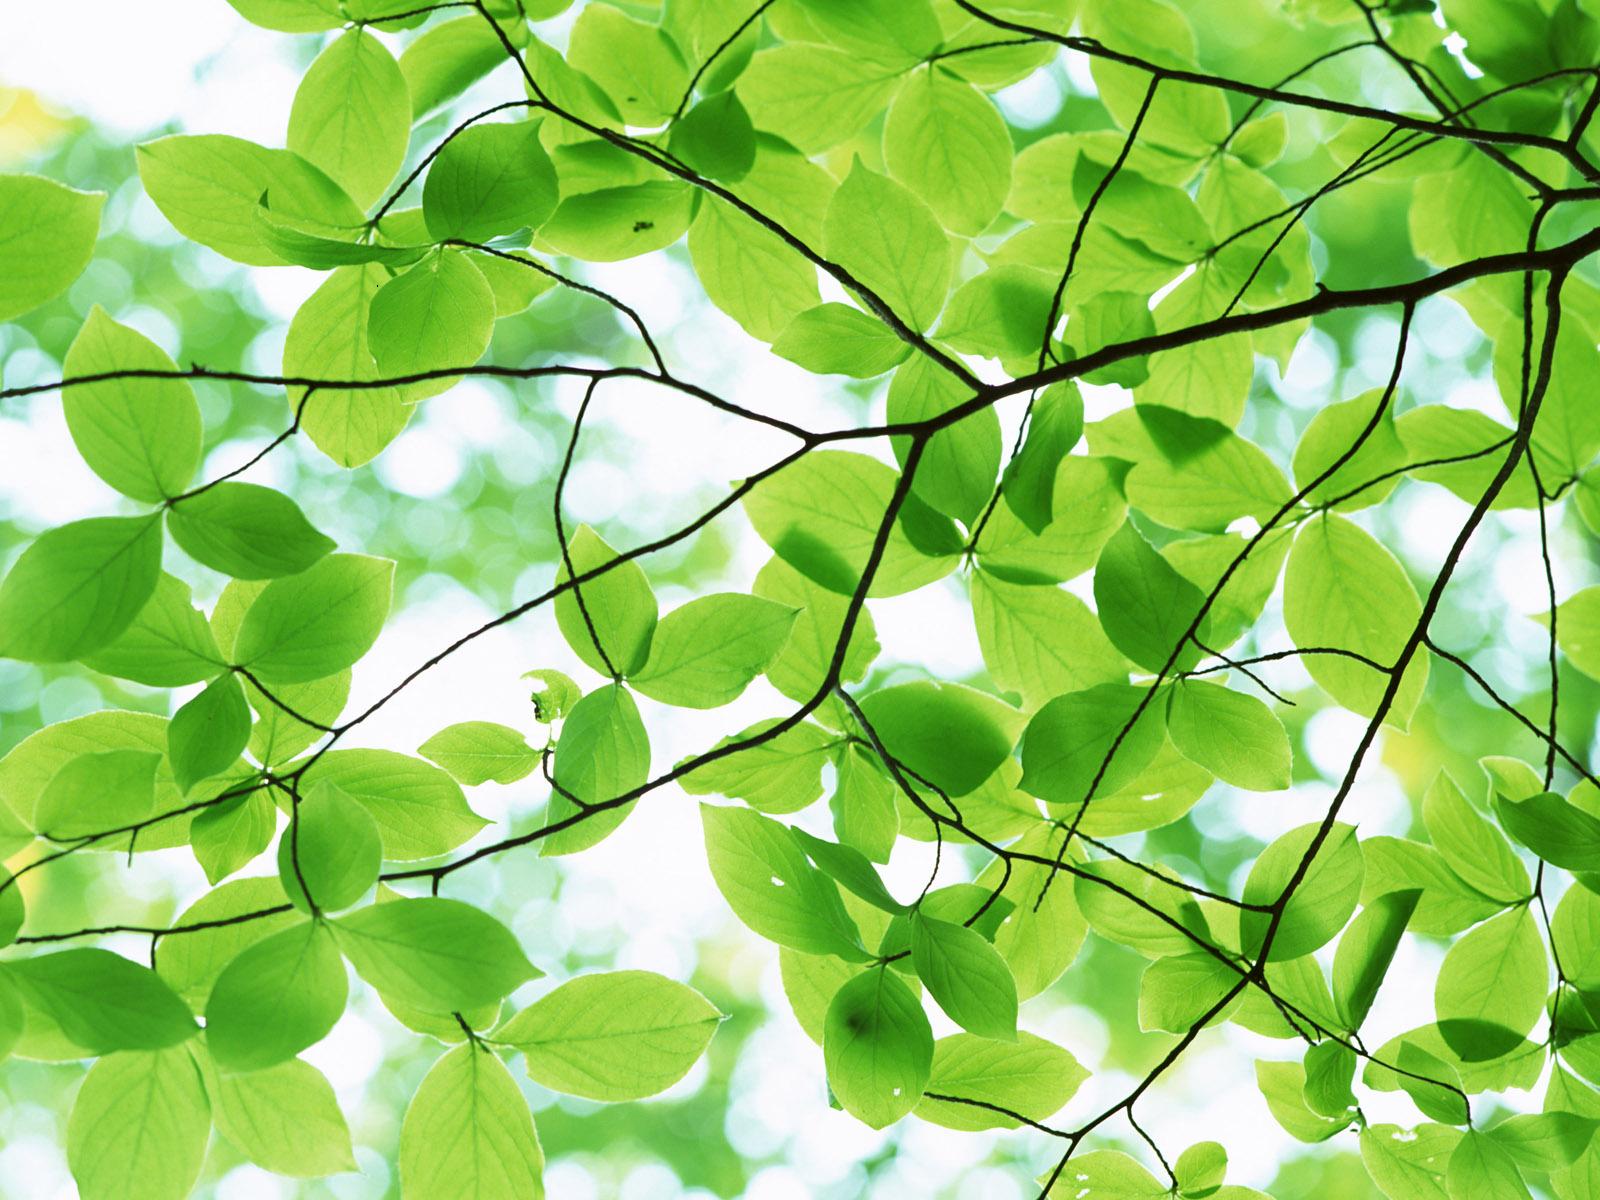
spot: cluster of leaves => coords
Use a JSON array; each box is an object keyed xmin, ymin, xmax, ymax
[{"xmin": 5, "ymin": 0, "xmax": 1600, "ymax": 1196}]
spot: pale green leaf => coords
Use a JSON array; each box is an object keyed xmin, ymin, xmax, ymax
[
  {"xmin": 233, "ymin": 553, "xmax": 394, "ymax": 683},
  {"xmin": 400, "ymin": 1044, "xmax": 545, "ymax": 1200},
  {"xmin": 0, "ymin": 515, "xmax": 164, "ymax": 663},
  {"xmin": 0, "ymin": 173, "xmax": 104, "ymax": 320},
  {"xmin": 167, "ymin": 482, "xmax": 336, "ymax": 580},
  {"xmin": 631, "ymin": 593, "xmax": 797, "ymax": 708},
  {"xmin": 333, "ymin": 897, "xmax": 540, "ymax": 1014},
  {"xmin": 824, "ymin": 967, "xmax": 933, "ymax": 1129},
  {"xmin": 205, "ymin": 919, "xmax": 348, "ymax": 1071},
  {"xmin": 495, "ymin": 970, "xmax": 722, "ymax": 1100},
  {"xmin": 419, "ymin": 721, "xmax": 540, "ymax": 786},
  {"xmin": 66, "ymin": 1048, "xmax": 210, "ymax": 1200}
]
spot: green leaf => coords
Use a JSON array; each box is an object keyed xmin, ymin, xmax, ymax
[
  {"xmin": 1001, "ymin": 384, "xmax": 1084, "ymax": 534},
  {"xmin": 1396, "ymin": 1042, "xmax": 1471, "ymax": 1125},
  {"xmin": 168, "ymin": 672, "xmax": 250, "ymax": 794},
  {"xmin": 0, "ymin": 868, "xmax": 22, "ymax": 949},
  {"xmin": 524, "ymin": 669, "xmax": 580, "ymax": 723},
  {"xmin": 679, "ymin": 719, "xmax": 835, "ymax": 815},
  {"xmin": 858, "ymin": 680, "xmax": 1022, "ymax": 799},
  {"xmin": 554, "ymin": 524, "xmax": 659, "ymax": 677},
  {"xmin": 1166, "ymin": 680, "xmax": 1292, "ymax": 791},
  {"xmin": 701, "ymin": 803, "xmax": 867, "ymax": 959},
  {"xmin": 971, "ymin": 572, "xmax": 1128, "ymax": 709},
  {"xmin": 424, "ymin": 119, "xmax": 559, "ymax": 242},
  {"xmin": 1552, "ymin": 881, "xmax": 1600, "ymax": 991},
  {"xmin": 1139, "ymin": 952, "xmax": 1241, "ymax": 1033},
  {"xmin": 791, "ymin": 827, "xmax": 906, "ymax": 914},
  {"xmin": 253, "ymin": 196, "xmax": 427, "ymax": 269},
  {"xmin": 34, "ymin": 748, "xmax": 160, "ymax": 841},
  {"xmin": 1233, "ymin": 955, "xmax": 1342, "ymax": 1042},
  {"xmin": 886, "ymin": 354, "xmax": 1002, "ymax": 526},
  {"xmin": 831, "ymin": 743, "xmax": 900, "ymax": 863},
  {"xmin": 7, "ymin": 948, "xmax": 197, "ymax": 1053},
  {"xmin": 1093, "ymin": 521, "xmax": 1210, "ymax": 673},
  {"xmin": 333, "ymin": 897, "xmax": 540, "ymax": 1014},
  {"xmin": 1333, "ymin": 889, "xmax": 1421, "ymax": 1030},
  {"xmin": 137, "ymin": 135, "xmax": 364, "ymax": 266},
  {"xmin": 400, "ymin": 1043, "xmax": 545, "ymax": 1200},
  {"xmin": 1395, "ymin": 405, "xmax": 1534, "ymax": 509},
  {"xmin": 754, "ymin": 555, "xmax": 879, "ymax": 703},
  {"xmin": 284, "ymin": 263, "xmax": 412, "ymax": 467},
  {"xmin": 233, "ymin": 553, "xmax": 394, "ymax": 683},
  {"xmin": 1175, "ymin": 1141, "xmax": 1228, "ymax": 1197},
  {"xmin": 1360, "ymin": 1122, "xmax": 1459, "ymax": 1200},
  {"xmin": 1038, "ymin": 1148, "xmax": 1168, "ymax": 1197},
  {"xmin": 1124, "ymin": 428, "xmax": 1293, "ymax": 533},
  {"xmin": 0, "ymin": 173, "xmax": 104, "ymax": 320},
  {"xmin": 566, "ymin": 3, "xmax": 686, "ymax": 125},
  {"xmin": 1359, "ymin": 835, "xmax": 1503, "ymax": 937},
  {"xmin": 1020, "ymin": 683, "xmax": 1165, "ymax": 808},
  {"xmin": 824, "ymin": 967, "xmax": 934, "ymax": 1128},
  {"xmin": 1423, "ymin": 772, "xmax": 1529, "ymax": 904},
  {"xmin": 1487, "ymin": 1111, "xmax": 1599, "ymax": 1170},
  {"xmin": 1283, "ymin": 514, "xmax": 1428, "ymax": 727},
  {"xmin": 539, "ymin": 181, "xmax": 695, "ymax": 261},
  {"xmin": 248, "ymin": 671, "xmax": 344, "ymax": 770},
  {"xmin": 1435, "ymin": 905, "xmax": 1546, "ymax": 1060},
  {"xmin": 167, "ymin": 482, "xmax": 336, "ymax": 580},
  {"xmin": 822, "ymin": 158, "xmax": 951, "ymax": 332},
  {"xmin": 772, "ymin": 302, "xmax": 913, "ymax": 377},
  {"xmin": 1240, "ymin": 823, "xmax": 1364, "ymax": 962},
  {"xmin": 82, "ymin": 574, "xmax": 224, "ymax": 687},
  {"xmin": 419, "ymin": 721, "xmax": 539, "ymax": 786},
  {"xmin": 61, "ymin": 307, "xmax": 202, "ymax": 502},
  {"xmin": 1256, "ymin": 1060, "xmax": 1353, "ymax": 1142},
  {"xmin": 299, "ymin": 749, "xmax": 487, "ymax": 860},
  {"xmin": 1291, "ymin": 387, "xmax": 1409, "ymax": 512},
  {"xmin": 1448, "ymin": 1130, "xmax": 1534, "ymax": 1200},
  {"xmin": 286, "ymin": 26, "xmax": 410, "ymax": 209},
  {"xmin": 66, "ymin": 1048, "xmax": 210, "ymax": 1200},
  {"xmin": 368, "ymin": 249, "xmax": 498, "ymax": 387},
  {"xmin": 883, "ymin": 67, "xmax": 1011, "ymax": 236},
  {"xmin": 154, "ymin": 877, "xmax": 298, "ymax": 1009},
  {"xmin": 1494, "ymin": 791, "xmax": 1600, "ymax": 871},
  {"xmin": 1074, "ymin": 858, "xmax": 1213, "ymax": 958},
  {"xmin": 1302, "ymin": 1040, "xmax": 1358, "ymax": 1119},
  {"xmin": 401, "ymin": 16, "xmax": 508, "ymax": 118},
  {"xmin": 910, "ymin": 912, "xmax": 1018, "ymax": 1040},
  {"xmin": 1072, "ymin": 292, "xmax": 1157, "ymax": 387},
  {"xmin": 913, "ymin": 1031, "xmax": 1087, "ymax": 1132},
  {"xmin": 687, "ymin": 195, "xmax": 820, "ymax": 342},
  {"xmin": 541, "ymin": 683, "xmax": 649, "ymax": 856},
  {"xmin": 669, "ymin": 91, "xmax": 757, "ymax": 182},
  {"xmin": 744, "ymin": 449, "xmax": 959, "ymax": 597},
  {"xmin": 737, "ymin": 46, "xmax": 904, "ymax": 155},
  {"xmin": 203, "ymin": 1052, "xmax": 357, "ymax": 1177},
  {"xmin": 191, "ymin": 788, "xmax": 277, "ymax": 885},
  {"xmin": 631, "ymin": 593, "xmax": 796, "ymax": 707},
  {"xmin": 495, "ymin": 970, "xmax": 722, "ymax": 1100},
  {"xmin": 0, "ymin": 710, "xmax": 199, "ymax": 853},
  {"xmin": 280, "ymin": 780, "xmax": 382, "ymax": 914},
  {"xmin": 205, "ymin": 919, "xmax": 348, "ymax": 1071},
  {"xmin": 1556, "ymin": 587, "xmax": 1600, "ymax": 682},
  {"xmin": 0, "ymin": 515, "xmax": 163, "ymax": 663}
]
